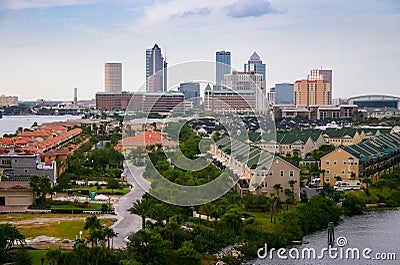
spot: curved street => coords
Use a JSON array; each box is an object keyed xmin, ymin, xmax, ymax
[{"xmin": 111, "ymin": 161, "xmax": 149, "ymax": 249}]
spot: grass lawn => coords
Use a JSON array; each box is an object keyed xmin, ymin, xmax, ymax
[
  {"xmin": 69, "ymin": 186, "xmax": 131, "ymax": 195},
  {"xmin": 17, "ymin": 218, "xmax": 116, "ymax": 240},
  {"xmin": 0, "ymin": 213, "xmax": 87, "ymax": 222},
  {"xmin": 241, "ymin": 210, "xmax": 284, "ymax": 232},
  {"xmin": 28, "ymin": 249, "xmax": 47, "ymax": 265},
  {"xmin": 50, "ymin": 203, "xmax": 103, "ymax": 211}
]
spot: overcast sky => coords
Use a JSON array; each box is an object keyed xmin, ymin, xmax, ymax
[{"xmin": 0, "ymin": 0, "xmax": 399, "ymax": 101}]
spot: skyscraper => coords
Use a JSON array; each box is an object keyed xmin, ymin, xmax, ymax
[
  {"xmin": 178, "ymin": 82, "xmax": 200, "ymax": 108},
  {"xmin": 244, "ymin": 52, "xmax": 266, "ymax": 80},
  {"xmin": 215, "ymin": 51, "xmax": 231, "ymax": 90},
  {"xmin": 146, "ymin": 44, "xmax": 167, "ymax": 93},
  {"xmin": 104, "ymin": 62, "xmax": 122, "ymax": 93}
]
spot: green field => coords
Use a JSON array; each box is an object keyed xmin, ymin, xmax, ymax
[
  {"xmin": 69, "ymin": 186, "xmax": 131, "ymax": 195},
  {"xmin": 50, "ymin": 203, "xmax": 104, "ymax": 211},
  {"xmin": 18, "ymin": 218, "xmax": 115, "ymax": 240}
]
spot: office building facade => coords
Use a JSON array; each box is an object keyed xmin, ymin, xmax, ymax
[
  {"xmin": 104, "ymin": 62, "xmax": 122, "ymax": 93},
  {"xmin": 0, "ymin": 95, "xmax": 18, "ymax": 107},
  {"xmin": 275, "ymin": 83, "xmax": 294, "ymax": 104},
  {"xmin": 146, "ymin": 44, "xmax": 167, "ymax": 93},
  {"xmin": 178, "ymin": 82, "xmax": 201, "ymax": 108},
  {"xmin": 244, "ymin": 52, "xmax": 266, "ymax": 82},
  {"xmin": 215, "ymin": 51, "xmax": 231, "ymax": 90}
]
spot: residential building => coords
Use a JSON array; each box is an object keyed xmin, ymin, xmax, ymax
[
  {"xmin": 0, "ymin": 95, "xmax": 18, "ymax": 107},
  {"xmin": 0, "ymin": 153, "xmax": 57, "ymax": 184},
  {"xmin": 215, "ymin": 50, "xmax": 231, "ymax": 90},
  {"xmin": 211, "ymin": 137, "xmax": 300, "ymax": 199},
  {"xmin": 275, "ymin": 83, "xmax": 294, "ymax": 104},
  {"xmin": 294, "ymin": 69, "xmax": 332, "ymax": 106},
  {"xmin": 146, "ymin": 44, "xmax": 167, "ymax": 93},
  {"xmin": 320, "ymin": 133, "xmax": 400, "ymax": 186},
  {"xmin": 178, "ymin": 82, "xmax": 201, "ymax": 108},
  {"xmin": 0, "ymin": 181, "xmax": 34, "ymax": 206},
  {"xmin": 104, "ymin": 62, "xmax": 122, "ymax": 93}
]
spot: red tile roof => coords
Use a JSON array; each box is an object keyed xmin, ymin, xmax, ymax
[{"xmin": 0, "ymin": 181, "xmax": 33, "ymax": 191}]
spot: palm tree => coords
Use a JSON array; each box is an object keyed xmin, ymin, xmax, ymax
[
  {"xmin": 129, "ymin": 198, "xmax": 153, "ymax": 229},
  {"xmin": 288, "ymin": 180, "xmax": 297, "ymax": 196},
  {"xmin": 150, "ymin": 203, "xmax": 174, "ymax": 225},
  {"xmin": 84, "ymin": 215, "xmax": 102, "ymax": 231},
  {"xmin": 103, "ymin": 227, "xmax": 118, "ymax": 249},
  {"xmin": 273, "ymin": 184, "xmax": 282, "ymax": 199},
  {"xmin": 89, "ymin": 228, "xmax": 105, "ymax": 247}
]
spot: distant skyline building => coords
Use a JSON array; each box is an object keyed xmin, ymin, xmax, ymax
[
  {"xmin": 215, "ymin": 50, "xmax": 231, "ymax": 90},
  {"xmin": 0, "ymin": 95, "xmax": 18, "ymax": 107},
  {"xmin": 244, "ymin": 52, "xmax": 266, "ymax": 82},
  {"xmin": 146, "ymin": 44, "xmax": 167, "ymax": 93},
  {"xmin": 275, "ymin": 83, "xmax": 294, "ymax": 104},
  {"xmin": 294, "ymin": 69, "xmax": 332, "ymax": 106},
  {"xmin": 104, "ymin": 62, "xmax": 122, "ymax": 93},
  {"xmin": 178, "ymin": 82, "xmax": 201, "ymax": 108}
]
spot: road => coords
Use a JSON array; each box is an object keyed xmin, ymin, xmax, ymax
[{"xmin": 111, "ymin": 161, "xmax": 150, "ymax": 249}]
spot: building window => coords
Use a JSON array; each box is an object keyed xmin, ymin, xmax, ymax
[
  {"xmin": 280, "ymin": 170, "xmax": 284, "ymax": 177},
  {"xmin": 326, "ymin": 160, "xmax": 330, "ymax": 165},
  {"xmin": 334, "ymin": 160, "xmax": 337, "ymax": 165},
  {"xmin": 342, "ymin": 169, "xmax": 345, "ymax": 174},
  {"xmin": 326, "ymin": 177, "xmax": 330, "ymax": 182},
  {"xmin": 269, "ymin": 171, "xmax": 273, "ymax": 176},
  {"xmin": 343, "ymin": 160, "xmax": 347, "ymax": 165},
  {"xmin": 289, "ymin": 171, "xmax": 294, "ymax": 177},
  {"xmin": 326, "ymin": 168, "xmax": 330, "ymax": 173}
]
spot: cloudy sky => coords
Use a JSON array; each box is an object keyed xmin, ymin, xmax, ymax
[{"xmin": 0, "ymin": 0, "xmax": 399, "ymax": 101}]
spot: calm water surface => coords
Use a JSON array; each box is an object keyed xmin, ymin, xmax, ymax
[
  {"xmin": 0, "ymin": 115, "xmax": 81, "ymax": 137},
  {"xmin": 247, "ymin": 208, "xmax": 400, "ymax": 265}
]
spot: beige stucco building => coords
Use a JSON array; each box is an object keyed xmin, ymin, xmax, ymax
[{"xmin": 0, "ymin": 181, "xmax": 34, "ymax": 206}]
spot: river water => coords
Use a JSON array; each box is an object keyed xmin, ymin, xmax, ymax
[
  {"xmin": 0, "ymin": 115, "xmax": 81, "ymax": 137},
  {"xmin": 247, "ymin": 208, "xmax": 400, "ymax": 264}
]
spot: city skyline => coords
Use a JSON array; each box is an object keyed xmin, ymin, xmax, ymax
[{"xmin": 0, "ymin": 0, "xmax": 399, "ymax": 100}]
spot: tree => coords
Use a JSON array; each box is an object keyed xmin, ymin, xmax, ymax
[
  {"xmin": 107, "ymin": 179, "xmax": 121, "ymax": 195},
  {"xmin": 362, "ymin": 177, "xmax": 372, "ymax": 189},
  {"xmin": 103, "ymin": 227, "xmax": 118, "ymax": 249},
  {"xmin": 288, "ymin": 180, "xmax": 297, "ymax": 197},
  {"xmin": 0, "ymin": 224, "xmax": 25, "ymax": 260},
  {"xmin": 29, "ymin": 175, "xmax": 51, "ymax": 206},
  {"xmin": 176, "ymin": 241, "xmax": 202, "ymax": 265},
  {"xmin": 45, "ymin": 249, "xmax": 61, "ymax": 265},
  {"xmin": 84, "ymin": 215, "xmax": 102, "ymax": 231},
  {"xmin": 12, "ymin": 248, "xmax": 32, "ymax": 265},
  {"xmin": 129, "ymin": 199, "xmax": 153, "ymax": 229},
  {"xmin": 273, "ymin": 184, "xmax": 282, "ymax": 199}
]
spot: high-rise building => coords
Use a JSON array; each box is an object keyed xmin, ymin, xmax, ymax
[
  {"xmin": 104, "ymin": 62, "xmax": 122, "ymax": 93},
  {"xmin": 244, "ymin": 52, "xmax": 266, "ymax": 81},
  {"xmin": 204, "ymin": 71, "xmax": 266, "ymax": 114},
  {"xmin": 74, "ymin": 88, "xmax": 78, "ymax": 108},
  {"xmin": 178, "ymin": 82, "xmax": 201, "ymax": 108},
  {"xmin": 0, "ymin": 95, "xmax": 18, "ymax": 107},
  {"xmin": 215, "ymin": 51, "xmax": 231, "ymax": 90},
  {"xmin": 275, "ymin": 83, "xmax": 294, "ymax": 104},
  {"xmin": 294, "ymin": 69, "xmax": 332, "ymax": 106},
  {"xmin": 146, "ymin": 44, "xmax": 167, "ymax": 93}
]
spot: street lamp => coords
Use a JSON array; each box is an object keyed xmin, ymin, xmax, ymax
[{"xmin": 79, "ymin": 230, "xmax": 82, "ymax": 240}]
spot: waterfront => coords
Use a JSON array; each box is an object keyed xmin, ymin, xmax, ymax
[
  {"xmin": 0, "ymin": 115, "xmax": 81, "ymax": 137},
  {"xmin": 248, "ymin": 208, "xmax": 400, "ymax": 264}
]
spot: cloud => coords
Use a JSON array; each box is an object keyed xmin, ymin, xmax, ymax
[
  {"xmin": 177, "ymin": 7, "xmax": 212, "ymax": 18},
  {"xmin": 226, "ymin": 0, "xmax": 281, "ymax": 18},
  {"xmin": 0, "ymin": 0, "xmax": 96, "ymax": 10}
]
